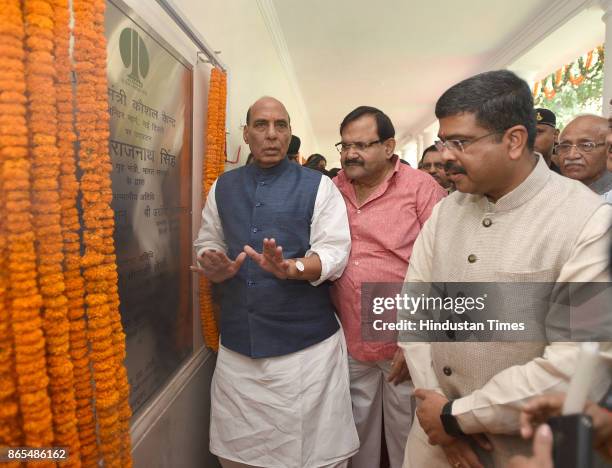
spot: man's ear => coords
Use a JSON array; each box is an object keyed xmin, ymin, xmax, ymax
[
  {"xmin": 243, "ymin": 125, "xmax": 249, "ymax": 144},
  {"xmin": 505, "ymin": 125, "xmax": 528, "ymax": 161},
  {"xmin": 385, "ymin": 138, "xmax": 396, "ymax": 158}
]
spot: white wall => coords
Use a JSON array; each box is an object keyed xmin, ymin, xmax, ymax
[{"xmin": 169, "ymin": 0, "xmax": 317, "ymax": 168}]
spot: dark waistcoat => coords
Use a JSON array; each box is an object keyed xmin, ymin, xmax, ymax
[{"xmin": 215, "ymin": 158, "xmax": 339, "ymax": 358}]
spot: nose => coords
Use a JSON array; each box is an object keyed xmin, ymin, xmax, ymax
[
  {"xmin": 565, "ymin": 145, "xmax": 581, "ymax": 160},
  {"xmin": 265, "ymin": 123, "xmax": 278, "ymax": 139},
  {"xmin": 345, "ymin": 145, "xmax": 360, "ymax": 158},
  {"xmin": 439, "ymin": 146, "xmax": 456, "ymax": 164}
]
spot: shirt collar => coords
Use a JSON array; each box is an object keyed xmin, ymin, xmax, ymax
[
  {"xmin": 334, "ymin": 155, "xmax": 400, "ymax": 207},
  {"xmin": 486, "ymin": 154, "xmax": 551, "ymax": 212},
  {"xmin": 245, "ymin": 156, "xmax": 290, "ymax": 178}
]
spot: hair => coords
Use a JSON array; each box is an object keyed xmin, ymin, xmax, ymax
[
  {"xmin": 327, "ymin": 167, "xmax": 341, "ymax": 178},
  {"xmin": 288, "ymin": 135, "xmax": 301, "ymax": 155},
  {"xmin": 421, "ymin": 144, "xmax": 438, "ymax": 162},
  {"xmin": 435, "ymin": 70, "xmax": 536, "ymax": 150},
  {"xmin": 339, "ymin": 106, "xmax": 395, "ymax": 141},
  {"xmin": 304, "ymin": 153, "xmax": 326, "ymax": 169}
]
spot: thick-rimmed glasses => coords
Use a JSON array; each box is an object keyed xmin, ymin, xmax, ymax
[
  {"xmin": 434, "ymin": 131, "xmax": 504, "ymax": 153},
  {"xmin": 335, "ymin": 139, "xmax": 382, "ymax": 154},
  {"xmin": 556, "ymin": 141, "xmax": 605, "ymax": 156}
]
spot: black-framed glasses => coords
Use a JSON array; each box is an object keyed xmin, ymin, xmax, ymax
[
  {"xmin": 434, "ymin": 131, "xmax": 504, "ymax": 153},
  {"xmin": 335, "ymin": 139, "xmax": 382, "ymax": 154},
  {"xmin": 556, "ymin": 141, "xmax": 605, "ymax": 156}
]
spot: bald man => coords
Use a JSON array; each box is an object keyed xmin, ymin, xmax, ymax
[
  {"xmin": 558, "ymin": 115, "xmax": 612, "ymax": 195},
  {"xmin": 193, "ymin": 97, "xmax": 359, "ymax": 468}
]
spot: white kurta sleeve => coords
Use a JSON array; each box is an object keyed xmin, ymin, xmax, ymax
[
  {"xmin": 398, "ymin": 202, "xmax": 445, "ymax": 394},
  {"xmin": 193, "ymin": 180, "xmax": 228, "ymax": 259},
  {"xmin": 306, "ymin": 175, "xmax": 351, "ymax": 286},
  {"xmin": 453, "ymin": 204, "xmax": 612, "ymax": 435}
]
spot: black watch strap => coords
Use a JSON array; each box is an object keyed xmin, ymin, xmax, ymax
[{"xmin": 440, "ymin": 400, "xmax": 465, "ymax": 437}]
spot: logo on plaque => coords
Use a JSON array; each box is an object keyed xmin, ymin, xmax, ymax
[{"xmin": 119, "ymin": 27, "xmax": 150, "ymax": 87}]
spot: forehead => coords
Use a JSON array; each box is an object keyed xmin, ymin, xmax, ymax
[
  {"xmin": 249, "ymin": 99, "xmax": 289, "ymax": 122},
  {"xmin": 438, "ymin": 112, "xmax": 485, "ymax": 138},
  {"xmin": 341, "ymin": 114, "xmax": 377, "ymax": 138},
  {"xmin": 561, "ymin": 117, "xmax": 605, "ymax": 140}
]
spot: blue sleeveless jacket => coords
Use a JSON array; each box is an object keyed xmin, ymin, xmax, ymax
[{"xmin": 215, "ymin": 158, "xmax": 339, "ymax": 358}]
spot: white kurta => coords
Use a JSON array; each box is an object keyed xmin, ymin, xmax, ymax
[
  {"xmin": 194, "ymin": 173, "xmax": 359, "ymax": 467},
  {"xmin": 398, "ymin": 156, "xmax": 612, "ymax": 467},
  {"xmin": 210, "ymin": 330, "xmax": 359, "ymax": 468}
]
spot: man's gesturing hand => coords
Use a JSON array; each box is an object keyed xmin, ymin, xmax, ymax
[
  {"xmin": 191, "ymin": 250, "xmax": 247, "ymax": 283},
  {"xmin": 244, "ymin": 238, "xmax": 291, "ymax": 279}
]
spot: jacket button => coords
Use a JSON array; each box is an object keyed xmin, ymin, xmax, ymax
[
  {"xmin": 252, "ymin": 227, "xmax": 258, "ymax": 233},
  {"xmin": 255, "ymin": 202, "xmax": 263, "ymax": 207},
  {"xmin": 482, "ymin": 218, "xmax": 492, "ymax": 227},
  {"xmin": 443, "ymin": 366, "xmax": 452, "ymax": 376},
  {"xmin": 467, "ymin": 254, "xmax": 477, "ymax": 263}
]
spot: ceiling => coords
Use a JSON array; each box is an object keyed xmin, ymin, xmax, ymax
[{"xmin": 270, "ymin": 0, "xmax": 603, "ymax": 166}]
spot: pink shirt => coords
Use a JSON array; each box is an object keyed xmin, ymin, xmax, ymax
[{"xmin": 331, "ymin": 157, "xmax": 446, "ymax": 362}]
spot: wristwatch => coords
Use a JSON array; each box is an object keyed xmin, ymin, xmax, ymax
[
  {"xmin": 295, "ymin": 260, "xmax": 305, "ymax": 273},
  {"xmin": 440, "ymin": 400, "xmax": 465, "ymax": 437}
]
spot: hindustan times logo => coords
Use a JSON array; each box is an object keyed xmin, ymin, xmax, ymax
[{"xmin": 119, "ymin": 27, "xmax": 150, "ymax": 88}]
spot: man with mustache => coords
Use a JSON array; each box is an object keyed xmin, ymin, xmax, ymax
[
  {"xmin": 193, "ymin": 96, "xmax": 359, "ymax": 467},
  {"xmin": 331, "ymin": 106, "xmax": 446, "ymax": 468},
  {"xmin": 397, "ymin": 70, "xmax": 611, "ymax": 468},
  {"xmin": 557, "ymin": 114, "xmax": 612, "ymax": 196},
  {"xmin": 420, "ymin": 145, "xmax": 453, "ymax": 192}
]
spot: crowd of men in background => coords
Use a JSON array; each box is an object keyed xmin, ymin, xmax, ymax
[
  {"xmin": 249, "ymin": 102, "xmax": 612, "ymax": 204},
  {"xmin": 195, "ymin": 70, "xmax": 612, "ymax": 468}
]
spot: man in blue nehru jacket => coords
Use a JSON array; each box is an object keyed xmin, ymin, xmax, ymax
[{"xmin": 193, "ymin": 97, "xmax": 359, "ymax": 468}]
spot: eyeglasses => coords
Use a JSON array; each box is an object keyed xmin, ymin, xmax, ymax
[
  {"xmin": 335, "ymin": 139, "xmax": 382, "ymax": 154},
  {"xmin": 556, "ymin": 142, "xmax": 605, "ymax": 156},
  {"xmin": 434, "ymin": 131, "xmax": 504, "ymax": 153}
]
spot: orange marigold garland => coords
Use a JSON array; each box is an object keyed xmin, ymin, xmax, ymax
[
  {"xmin": 73, "ymin": 0, "xmax": 121, "ymax": 464},
  {"xmin": 73, "ymin": 0, "xmax": 132, "ymax": 465},
  {"xmin": 0, "ymin": 0, "xmax": 54, "ymax": 454},
  {"xmin": 533, "ymin": 46, "xmax": 604, "ymax": 102},
  {"xmin": 23, "ymin": 1, "xmax": 82, "ymax": 464},
  {"xmin": 199, "ymin": 68, "xmax": 227, "ymax": 351},
  {"xmin": 91, "ymin": 0, "xmax": 132, "ymax": 464},
  {"xmin": 0, "ymin": 4, "xmax": 23, "ymax": 459},
  {"xmin": 53, "ymin": 0, "xmax": 99, "ymax": 464}
]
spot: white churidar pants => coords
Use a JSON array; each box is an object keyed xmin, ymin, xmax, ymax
[{"xmin": 348, "ymin": 356, "xmax": 415, "ymax": 468}]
